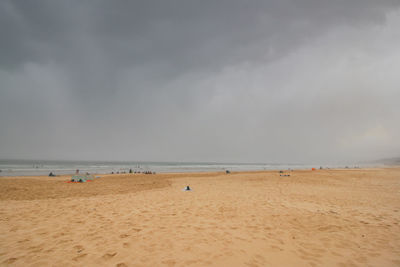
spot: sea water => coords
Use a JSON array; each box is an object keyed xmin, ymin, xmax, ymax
[{"xmin": 0, "ymin": 159, "xmax": 369, "ymax": 176}]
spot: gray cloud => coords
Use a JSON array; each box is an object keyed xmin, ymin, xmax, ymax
[{"xmin": 1, "ymin": 0, "xmax": 399, "ymax": 163}]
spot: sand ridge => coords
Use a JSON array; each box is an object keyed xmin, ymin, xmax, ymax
[{"xmin": 1, "ymin": 168, "xmax": 400, "ymax": 266}]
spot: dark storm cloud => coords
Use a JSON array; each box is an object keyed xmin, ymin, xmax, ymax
[
  {"xmin": 2, "ymin": 1, "xmax": 397, "ymax": 72},
  {"xmin": 0, "ymin": 0, "xmax": 399, "ymax": 162}
]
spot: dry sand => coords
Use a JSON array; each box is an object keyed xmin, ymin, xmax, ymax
[{"xmin": 1, "ymin": 168, "xmax": 400, "ymax": 266}]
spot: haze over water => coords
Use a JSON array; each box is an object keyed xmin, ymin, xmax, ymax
[{"xmin": 0, "ymin": 159, "xmax": 374, "ymax": 177}]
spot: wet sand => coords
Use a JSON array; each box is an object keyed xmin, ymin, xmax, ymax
[{"xmin": 1, "ymin": 168, "xmax": 400, "ymax": 266}]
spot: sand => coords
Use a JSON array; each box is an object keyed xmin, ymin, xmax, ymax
[{"xmin": 1, "ymin": 168, "xmax": 400, "ymax": 266}]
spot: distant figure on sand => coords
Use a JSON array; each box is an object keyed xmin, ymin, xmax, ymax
[
  {"xmin": 76, "ymin": 169, "xmax": 79, "ymax": 174},
  {"xmin": 226, "ymin": 170, "xmax": 230, "ymax": 174},
  {"xmin": 184, "ymin": 185, "xmax": 191, "ymax": 191},
  {"xmin": 48, "ymin": 172, "xmax": 56, "ymax": 177}
]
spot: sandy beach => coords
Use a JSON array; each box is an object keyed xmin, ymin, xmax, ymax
[{"xmin": 1, "ymin": 168, "xmax": 399, "ymax": 266}]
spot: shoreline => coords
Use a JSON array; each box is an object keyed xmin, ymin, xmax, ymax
[{"xmin": 0, "ymin": 164, "xmax": 394, "ymax": 178}]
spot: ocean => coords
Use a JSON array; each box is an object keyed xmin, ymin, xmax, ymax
[{"xmin": 0, "ymin": 159, "xmax": 370, "ymax": 177}]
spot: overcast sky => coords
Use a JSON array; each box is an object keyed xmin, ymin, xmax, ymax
[{"xmin": 1, "ymin": 0, "xmax": 399, "ymax": 163}]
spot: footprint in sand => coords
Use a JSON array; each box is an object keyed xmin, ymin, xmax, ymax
[
  {"xmin": 270, "ymin": 245, "xmax": 284, "ymax": 252},
  {"xmin": 116, "ymin": 263, "xmax": 128, "ymax": 267},
  {"xmin": 102, "ymin": 252, "xmax": 117, "ymax": 260},
  {"xmin": 73, "ymin": 245, "xmax": 85, "ymax": 253},
  {"xmin": 3, "ymin": 258, "xmax": 18, "ymax": 264},
  {"xmin": 72, "ymin": 253, "xmax": 87, "ymax": 261}
]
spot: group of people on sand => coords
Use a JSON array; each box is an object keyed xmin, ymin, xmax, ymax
[
  {"xmin": 279, "ymin": 170, "xmax": 291, "ymax": 177},
  {"xmin": 110, "ymin": 169, "xmax": 156, "ymax": 175},
  {"xmin": 130, "ymin": 169, "xmax": 156, "ymax": 174},
  {"xmin": 48, "ymin": 168, "xmax": 158, "ymax": 176}
]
